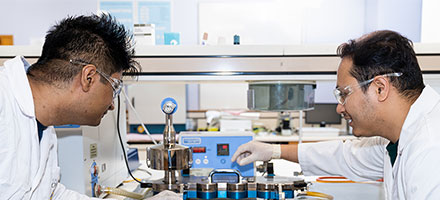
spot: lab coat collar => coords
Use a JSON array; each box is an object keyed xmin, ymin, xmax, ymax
[
  {"xmin": 399, "ymin": 85, "xmax": 439, "ymax": 150},
  {"xmin": 4, "ymin": 56, "xmax": 35, "ymax": 118}
]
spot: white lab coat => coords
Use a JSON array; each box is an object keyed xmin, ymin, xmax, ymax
[
  {"xmin": 298, "ymin": 85, "xmax": 440, "ymax": 199},
  {"xmin": 0, "ymin": 56, "xmax": 96, "ymax": 199}
]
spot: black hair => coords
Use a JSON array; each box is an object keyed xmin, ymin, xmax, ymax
[
  {"xmin": 337, "ymin": 30, "xmax": 424, "ymax": 101},
  {"xmin": 27, "ymin": 14, "xmax": 140, "ymax": 85}
]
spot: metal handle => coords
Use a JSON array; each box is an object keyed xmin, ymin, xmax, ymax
[
  {"xmin": 209, "ymin": 169, "xmax": 242, "ymax": 183},
  {"xmin": 247, "ymin": 89, "xmax": 255, "ymax": 110}
]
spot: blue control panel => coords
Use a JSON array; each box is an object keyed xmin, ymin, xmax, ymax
[{"xmin": 179, "ymin": 132, "xmax": 254, "ymax": 177}]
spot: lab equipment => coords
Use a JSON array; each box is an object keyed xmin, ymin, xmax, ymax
[
  {"xmin": 248, "ymin": 81, "xmax": 316, "ymax": 111},
  {"xmin": 305, "ymin": 103, "xmax": 341, "ymax": 127},
  {"xmin": 182, "ymin": 169, "xmax": 308, "ymax": 199},
  {"xmin": 179, "ymin": 131, "xmax": 255, "ymax": 177},
  {"xmin": 140, "ymin": 99, "xmax": 311, "ymax": 199},
  {"xmin": 248, "ymin": 80, "xmax": 316, "ymax": 142},
  {"xmin": 276, "ymin": 111, "xmax": 293, "ymax": 135},
  {"xmin": 0, "ymin": 35, "xmax": 13, "ymax": 45},
  {"xmin": 233, "ymin": 34, "xmax": 240, "ymax": 45},
  {"xmin": 146, "ymin": 98, "xmax": 192, "ymax": 193},
  {"xmin": 201, "ymin": 32, "xmax": 208, "ymax": 45}
]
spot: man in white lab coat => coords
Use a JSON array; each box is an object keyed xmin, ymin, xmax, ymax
[
  {"xmin": 232, "ymin": 30, "xmax": 440, "ymax": 199},
  {"xmin": 0, "ymin": 15, "xmax": 180, "ymax": 199}
]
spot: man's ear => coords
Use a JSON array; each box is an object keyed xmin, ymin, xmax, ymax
[
  {"xmin": 373, "ymin": 76, "xmax": 390, "ymax": 102},
  {"xmin": 80, "ymin": 64, "xmax": 97, "ymax": 92}
]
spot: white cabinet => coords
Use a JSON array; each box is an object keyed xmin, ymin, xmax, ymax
[{"xmin": 126, "ymin": 83, "xmax": 186, "ymax": 124}]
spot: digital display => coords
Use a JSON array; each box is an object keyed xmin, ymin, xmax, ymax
[
  {"xmin": 192, "ymin": 147, "xmax": 206, "ymax": 153},
  {"xmin": 217, "ymin": 143, "xmax": 229, "ymax": 156}
]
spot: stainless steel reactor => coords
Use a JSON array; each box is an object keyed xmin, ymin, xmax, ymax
[{"xmin": 147, "ymin": 98, "xmax": 192, "ymax": 193}]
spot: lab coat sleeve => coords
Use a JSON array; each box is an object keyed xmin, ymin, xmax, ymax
[
  {"xmin": 51, "ymin": 183, "xmax": 102, "ymax": 200},
  {"xmin": 0, "ymin": 79, "xmax": 21, "ymax": 199},
  {"xmin": 0, "ymin": 75, "xmax": 27, "ymax": 199},
  {"xmin": 53, "ymin": 183, "xmax": 182, "ymax": 200},
  {"xmin": 298, "ymin": 137, "xmax": 388, "ymax": 181},
  {"xmin": 404, "ymin": 141, "xmax": 440, "ymax": 199}
]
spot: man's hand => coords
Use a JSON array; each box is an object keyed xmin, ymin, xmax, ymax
[{"xmin": 231, "ymin": 141, "xmax": 280, "ymax": 166}]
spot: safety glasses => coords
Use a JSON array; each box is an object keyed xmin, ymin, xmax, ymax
[
  {"xmin": 69, "ymin": 59, "xmax": 123, "ymax": 99},
  {"xmin": 333, "ymin": 72, "xmax": 403, "ymax": 105}
]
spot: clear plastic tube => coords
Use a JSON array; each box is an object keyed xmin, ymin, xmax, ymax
[
  {"xmin": 297, "ymin": 191, "xmax": 334, "ymax": 200},
  {"xmin": 122, "ymin": 88, "xmax": 158, "ymax": 145},
  {"xmin": 103, "ymin": 187, "xmax": 147, "ymax": 199}
]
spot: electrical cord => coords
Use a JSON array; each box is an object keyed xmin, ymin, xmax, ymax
[{"xmin": 116, "ymin": 95, "xmax": 151, "ymax": 188}]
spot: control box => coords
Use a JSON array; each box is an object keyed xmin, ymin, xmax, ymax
[{"xmin": 179, "ymin": 131, "xmax": 255, "ymax": 177}]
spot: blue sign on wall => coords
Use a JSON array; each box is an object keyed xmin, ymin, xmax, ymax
[
  {"xmin": 138, "ymin": 1, "xmax": 171, "ymax": 45},
  {"xmin": 99, "ymin": 1, "xmax": 134, "ymax": 33}
]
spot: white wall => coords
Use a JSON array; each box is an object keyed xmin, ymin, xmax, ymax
[
  {"xmin": 369, "ymin": 0, "xmax": 422, "ymax": 41},
  {"xmin": 198, "ymin": 1, "xmax": 306, "ymax": 45},
  {"xmin": 0, "ymin": 0, "xmax": 423, "ymax": 45},
  {"xmin": 199, "ymin": 83, "xmax": 248, "ymax": 110},
  {"xmin": 421, "ymin": 0, "xmax": 440, "ymax": 42},
  {"xmin": 0, "ymin": 0, "xmax": 97, "ymax": 45},
  {"xmin": 172, "ymin": 0, "xmax": 199, "ymax": 45},
  {"xmin": 302, "ymin": 0, "xmax": 365, "ymax": 44},
  {"xmin": 197, "ymin": 0, "xmax": 422, "ymax": 45}
]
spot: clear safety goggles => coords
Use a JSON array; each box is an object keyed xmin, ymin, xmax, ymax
[
  {"xmin": 69, "ymin": 59, "xmax": 123, "ymax": 99},
  {"xmin": 333, "ymin": 72, "xmax": 403, "ymax": 105}
]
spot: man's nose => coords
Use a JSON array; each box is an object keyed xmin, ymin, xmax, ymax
[
  {"xmin": 336, "ymin": 103, "xmax": 345, "ymax": 114},
  {"xmin": 109, "ymin": 102, "xmax": 115, "ymax": 111}
]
